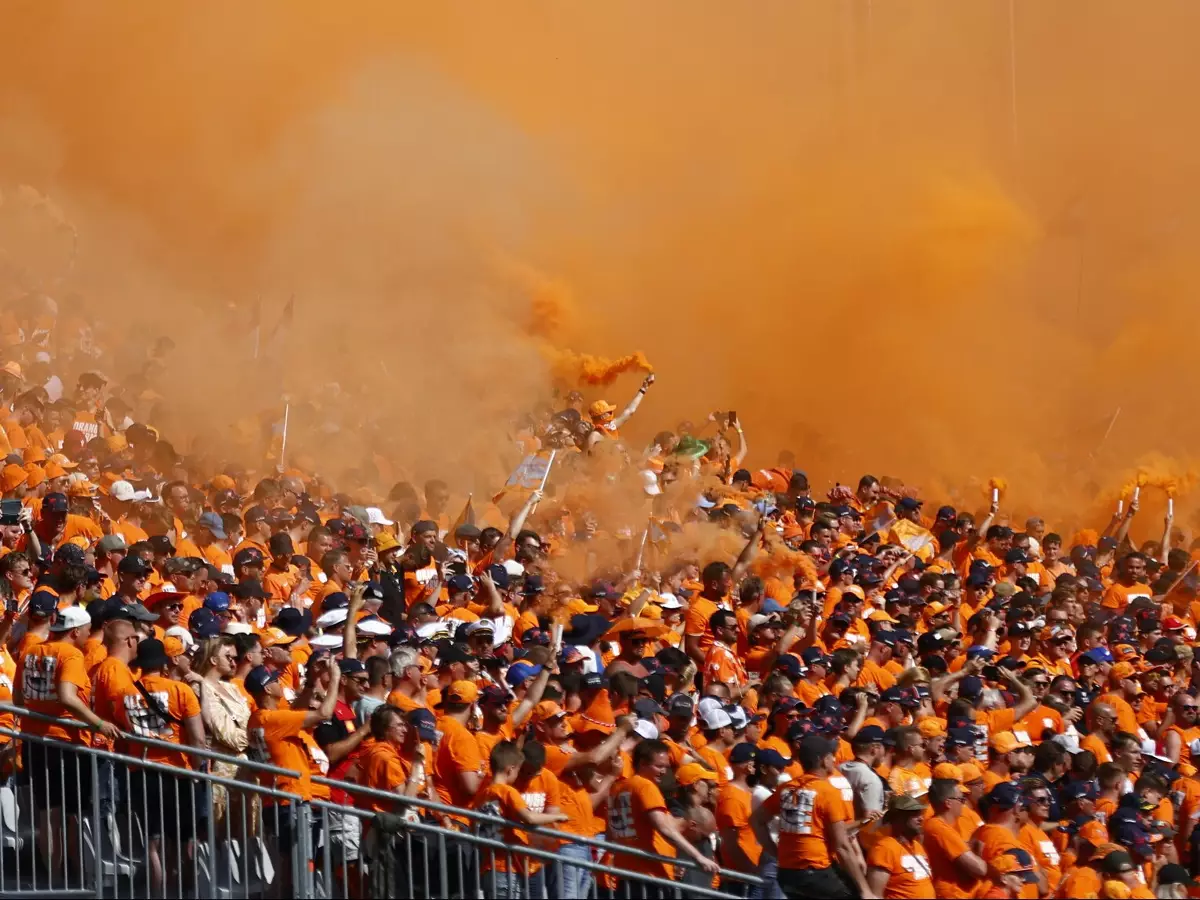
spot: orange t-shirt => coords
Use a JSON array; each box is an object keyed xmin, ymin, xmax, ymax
[
  {"xmin": 607, "ymin": 775, "xmax": 675, "ymax": 878},
  {"xmin": 1018, "ymin": 821, "xmax": 1061, "ymax": 892},
  {"xmin": 248, "ymin": 707, "xmax": 332, "ymax": 801},
  {"xmin": 18, "ymin": 639, "xmax": 90, "ymax": 744},
  {"xmin": 357, "ymin": 739, "xmax": 427, "ymax": 813},
  {"xmin": 113, "ymin": 672, "xmax": 201, "ymax": 769},
  {"xmin": 1102, "ymin": 580, "xmax": 1152, "ymax": 611},
  {"xmin": 91, "ymin": 655, "xmax": 138, "ymax": 751},
  {"xmin": 684, "ymin": 596, "xmax": 722, "ymax": 655},
  {"xmin": 923, "ymin": 815, "xmax": 984, "ymax": 898},
  {"xmin": 762, "ymin": 773, "xmax": 850, "ymax": 871},
  {"xmin": 434, "ymin": 715, "xmax": 485, "ymax": 811},
  {"xmin": 473, "ymin": 782, "xmax": 535, "ymax": 874},
  {"xmin": 557, "ymin": 772, "xmax": 602, "ymax": 838},
  {"xmin": 715, "ymin": 781, "xmax": 761, "ymax": 868},
  {"xmin": 866, "ymin": 835, "xmax": 936, "ymax": 899}
]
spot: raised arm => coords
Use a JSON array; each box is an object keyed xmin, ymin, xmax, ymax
[{"xmin": 611, "ymin": 374, "xmax": 654, "ymax": 430}]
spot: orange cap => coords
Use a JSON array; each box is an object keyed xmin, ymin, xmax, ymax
[
  {"xmin": 958, "ymin": 762, "xmax": 984, "ymax": 783},
  {"xmin": 260, "ymin": 626, "xmax": 297, "ymax": 647},
  {"xmin": 416, "ymin": 655, "xmax": 434, "ymax": 675},
  {"xmin": 67, "ymin": 479, "xmax": 97, "ymax": 498},
  {"xmin": 210, "ymin": 474, "xmax": 236, "ymax": 492},
  {"xmin": 532, "ymin": 700, "xmax": 569, "ymax": 724},
  {"xmin": 676, "ymin": 763, "xmax": 719, "ymax": 786},
  {"xmin": 1078, "ymin": 819, "xmax": 1109, "ymax": 845},
  {"xmin": 567, "ymin": 598, "xmax": 599, "ymax": 615},
  {"xmin": 105, "ymin": 434, "xmax": 128, "ymax": 452},
  {"xmin": 990, "ymin": 731, "xmax": 1033, "ymax": 755},
  {"xmin": 1111, "ymin": 662, "xmax": 1139, "ymax": 681},
  {"xmin": 44, "ymin": 461, "xmax": 67, "ymax": 480},
  {"xmin": 932, "ymin": 762, "xmax": 963, "ymax": 781},
  {"xmin": 442, "ymin": 680, "xmax": 479, "ymax": 706},
  {"xmin": 22, "ymin": 447, "xmax": 46, "ymax": 464},
  {"xmin": 24, "ymin": 466, "xmax": 46, "ymax": 489},
  {"xmin": 48, "ymin": 454, "xmax": 78, "ymax": 470},
  {"xmin": 163, "ymin": 636, "xmax": 185, "ymax": 658},
  {"xmin": 375, "ymin": 532, "xmax": 402, "ymax": 554},
  {"xmin": 97, "ymin": 472, "xmax": 121, "ymax": 495},
  {"xmin": 991, "ymin": 855, "xmax": 1032, "ymax": 876},
  {"xmin": 918, "ymin": 718, "xmax": 946, "ymax": 739},
  {"xmin": 0, "ymin": 464, "xmax": 27, "ymax": 493}
]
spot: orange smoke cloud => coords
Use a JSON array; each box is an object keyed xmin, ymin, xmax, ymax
[
  {"xmin": 4, "ymin": 3, "xmax": 1200, "ymax": 533},
  {"xmin": 544, "ymin": 347, "xmax": 654, "ymax": 388}
]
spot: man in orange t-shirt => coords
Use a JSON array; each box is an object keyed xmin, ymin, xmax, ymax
[
  {"xmin": 865, "ymin": 794, "xmax": 936, "ymax": 898},
  {"xmin": 16, "ymin": 604, "xmax": 120, "ymax": 875},
  {"xmin": 923, "ymin": 778, "xmax": 988, "ymax": 898},
  {"xmin": 752, "ymin": 733, "xmax": 871, "ymax": 898},
  {"xmin": 113, "ymin": 637, "xmax": 204, "ymax": 895},
  {"xmin": 607, "ymin": 739, "xmax": 718, "ymax": 885},
  {"xmin": 247, "ymin": 659, "xmax": 339, "ymax": 893}
]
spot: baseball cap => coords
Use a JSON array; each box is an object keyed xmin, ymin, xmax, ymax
[
  {"xmin": 757, "ymin": 748, "xmax": 791, "ymax": 769},
  {"xmin": 478, "ymin": 685, "xmax": 511, "ymax": 707},
  {"xmin": 244, "ymin": 665, "xmax": 280, "ymax": 695},
  {"xmin": 274, "ymin": 607, "xmax": 311, "ymax": 637},
  {"xmin": 96, "ymin": 534, "xmax": 127, "ymax": 554},
  {"xmin": 932, "ymin": 762, "xmax": 963, "ymax": 781},
  {"xmin": 203, "ymin": 591, "xmax": 231, "ymax": 612},
  {"xmin": 990, "ymin": 731, "xmax": 1033, "ymax": 755},
  {"xmin": 852, "ymin": 724, "xmax": 888, "ymax": 745},
  {"xmin": 889, "ymin": 794, "xmax": 926, "ymax": 813},
  {"xmin": 675, "ymin": 763, "xmax": 718, "ymax": 787},
  {"xmin": 50, "ymin": 605, "xmax": 90, "ymax": 632},
  {"xmin": 1081, "ymin": 647, "xmax": 1114, "ymax": 665},
  {"xmin": 505, "ymin": 661, "xmax": 543, "ymax": 687},
  {"xmin": 668, "ymin": 694, "xmax": 696, "ymax": 716},
  {"xmin": 197, "ymin": 511, "xmax": 227, "ymax": 539},
  {"xmin": 701, "ymin": 707, "xmax": 733, "ymax": 731},
  {"xmin": 28, "ymin": 590, "xmax": 58, "ymax": 618},
  {"xmin": 338, "ymin": 659, "xmax": 366, "ymax": 676},
  {"xmin": 117, "ymin": 556, "xmax": 153, "ymax": 577},
  {"xmin": 440, "ymin": 680, "xmax": 480, "ymax": 707},
  {"xmin": 532, "ymin": 700, "xmax": 569, "ymax": 724},
  {"xmin": 987, "ymin": 782, "xmax": 1023, "ymax": 809},
  {"xmin": 408, "ymin": 708, "xmax": 439, "ymax": 742},
  {"xmin": 729, "ymin": 743, "xmax": 758, "ymax": 765},
  {"xmin": 946, "ymin": 726, "xmax": 979, "ymax": 748},
  {"xmin": 188, "ymin": 608, "xmax": 221, "ymax": 639},
  {"xmin": 632, "ymin": 719, "xmax": 659, "ymax": 740},
  {"xmin": 232, "ymin": 547, "xmax": 265, "ymax": 569}
]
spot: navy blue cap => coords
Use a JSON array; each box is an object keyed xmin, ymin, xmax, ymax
[
  {"xmin": 42, "ymin": 492, "xmax": 68, "ymax": 514},
  {"xmin": 188, "ymin": 607, "xmax": 220, "ymax": 638},
  {"xmin": 853, "ymin": 724, "xmax": 888, "ymax": 745},
  {"xmin": 408, "ymin": 708, "xmax": 438, "ymax": 742},
  {"xmin": 522, "ymin": 575, "xmax": 545, "ymax": 595},
  {"xmin": 581, "ymin": 672, "xmax": 606, "ymax": 690},
  {"xmin": 946, "ymin": 726, "xmax": 979, "ymax": 747},
  {"xmin": 447, "ymin": 574, "xmax": 474, "ymax": 593},
  {"xmin": 233, "ymin": 547, "xmax": 265, "ymax": 568},
  {"xmin": 244, "ymin": 664, "xmax": 280, "ymax": 695},
  {"xmin": 1002, "ymin": 848, "xmax": 1039, "ymax": 883},
  {"xmin": 935, "ymin": 505, "xmax": 957, "ymax": 520},
  {"xmin": 774, "ymin": 654, "xmax": 804, "ymax": 679},
  {"xmin": 321, "ymin": 591, "xmax": 349, "ymax": 611},
  {"xmin": 988, "ymin": 782, "xmax": 1023, "ymax": 809},
  {"xmin": 896, "ymin": 497, "xmax": 923, "ymax": 512},
  {"xmin": 960, "ymin": 676, "xmax": 984, "ymax": 700},
  {"xmin": 967, "ymin": 645, "xmax": 996, "ymax": 660},
  {"xmin": 800, "ymin": 647, "xmax": 829, "ymax": 667},
  {"xmin": 668, "ymin": 693, "xmax": 696, "ymax": 715},
  {"xmin": 28, "ymin": 590, "xmax": 58, "ymax": 617},
  {"xmin": 1062, "ymin": 781, "xmax": 1097, "ymax": 803},
  {"xmin": 1081, "ymin": 647, "xmax": 1114, "ymax": 665},
  {"xmin": 203, "ymin": 591, "xmax": 231, "ymax": 612},
  {"xmin": 486, "ymin": 564, "xmax": 510, "ymax": 590},
  {"xmin": 1005, "ymin": 548, "xmax": 1031, "ymax": 564},
  {"xmin": 520, "ymin": 627, "xmax": 550, "ymax": 647},
  {"xmin": 338, "ymin": 659, "xmax": 366, "ymax": 675},
  {"xmin": 729, "ymin": 742, "xmax": 758, "ymax": 765},
  {"xmin": 274, "ymin": 607, "xmax": 311, "ymax": 636},
  {"xmin": 54, "ymin": 543, "xmax": 86, "ymax": 565},
  {"xmin": 118, "ymin": 555, "xmax": 153, "ymax": 577},
  {"xmin": 757, "ymin": 748, "xmax": 791, "ymax": 769}
]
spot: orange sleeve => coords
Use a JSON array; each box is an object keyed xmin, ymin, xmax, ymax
[
  {"xmin": 176, "ymin": 682, "xmax": 201, "ymax": 719},
  {"xmin": 499, "ymin": 783, "xmax": 529, "ymax": 818},
  {"xmin": 58, "ymin": 649, "xmax": 89, "ymax": 691},
  {"xmin": 867, "ymin": 837, "xmax": 900, "ymax": 871},
  {"xmin": 633, "ymin": 777, "xmax": 668, "ymax": 814},
  {"xmin": 986, "ymin": 708, "xmax": 1016, "ymax": 734},
  {"xmin": 450, "ymin": 728, "xmax": 483, "ymax": 772},
  {"xmin": 820, "ymin": 781, "xmax": 850, "ymax": 824},
  {"xmin": 264, "ymin": 709, "xmax": 308, "ymax": 740},
  {"xmin": 927, "ymin": 817, "xmax": 969, "ymax": 857}
]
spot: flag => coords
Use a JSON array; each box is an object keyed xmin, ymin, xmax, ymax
[
  {"xmin": 447, "ymin": 494, "xmax": 477, "ymax": 548},
  {"xmin": 492, "ymin": 450, "xmax": 554, "ymax": 504},
  {"xmin": 250, "ymin": 296, "xmax": 263, "ymax": 360},
  {"xmin": 888, "ymin": 519, "xmax": 936, "ymax": 561},
  {"xmin": 268, "ymin": 294, "xmax": 295, "ymax": 343}
]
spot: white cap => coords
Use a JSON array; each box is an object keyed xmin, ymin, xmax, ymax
[
  {"xmin": 366, "ymin": 507, "xmax": 394, "ymax": 526},
  {"xmin": 416, "ymin": 621, "xmax": 452, "ymax": 641},
  {"xmin": 727, "ymin": 706, "xmax": 748, "ymax": 729},
  {"xmin": 34, "ymin": 351, "xmax": 50, "ymax": 364},
  {"xmin": 110, "ymin": 480, "xmax": 152, "ymax": 503},
  {"xmin": 50, "ymin": 605, "xmax": 90, "ymax": 632},
  {"xmin": 165, "ymin": 625, "xmax": 195, "ymax": 650},
  {"xmin": 222, "ymin": 622, "xmax": 253, "ymax": 636},
  {"xmin": 701, "ymin": 707, "xmax": 733, "ymax": 731},
  {"xmin": 357, "ymin": 617, "xmax": 392, "ymax": 636},
  {"xmin": 656, "ymin": 593, "xmax": 683, "ymax": 610},
  {"xmin": 315, "ymin": 609, "xmax": 349, "ymax": 628},
  {"xmin": 502, "ymin": 559, "xmax": 525, "ymax": 578},
  {"xmin": 749, "ymin": 613, "xmax": 778, "ymax": 631},
  {"xmin": 697, "ymin": 697, "xmax": 724, "ymax": 719},
  {"xmin": 632, "ymin": 719, "xmax": 659, "ymax": 740},
  {"xmin": 310, "ymin": 633, "xmax": 343, "ymax": 649},
  {"xmin": 640, "ymin": 469, "xmax": 661, "ymax": 497}
]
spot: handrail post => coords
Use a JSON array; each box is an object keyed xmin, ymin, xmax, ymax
[{"xmin": 90, "ymin": 750, "xmax": 102, "ymax": 900}]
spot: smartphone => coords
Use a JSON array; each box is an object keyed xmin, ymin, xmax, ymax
[{"xmin": 727, "ymin": 411, "xmax": 738, "ymax": 426}]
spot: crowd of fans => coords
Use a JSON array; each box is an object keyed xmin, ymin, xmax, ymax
[{"xmin": 1, "ymin": 302, "xmax": 1200, "ymax": 899}]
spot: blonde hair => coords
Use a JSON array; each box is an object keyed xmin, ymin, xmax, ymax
[{"xmin": 193, "ymin": 636, "xmax": 237, "ymax": 678}]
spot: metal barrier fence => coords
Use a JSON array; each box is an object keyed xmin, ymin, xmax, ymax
[{"xmin": 0, "ymin": 703, "xmax": 764, "ymax": 899}]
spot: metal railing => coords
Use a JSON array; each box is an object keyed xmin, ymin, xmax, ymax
[{"xmin": 0, "ymin": 702, "xmax": 764, "ymax": 899}]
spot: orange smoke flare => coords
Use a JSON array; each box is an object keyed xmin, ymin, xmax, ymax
[{"xmin": 543, "ymin": 345, "xmax": 654, "ymax": 387}]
